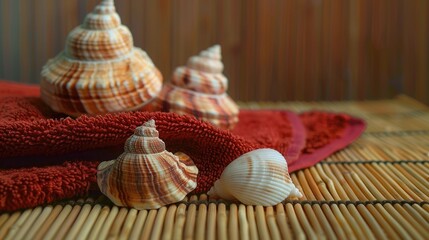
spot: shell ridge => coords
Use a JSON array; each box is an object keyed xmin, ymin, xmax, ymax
[
  {"xmin": 62, "ymin": 48, "xmax": 134, "ymax": 63},
  {"xmin": 167, "ymin": 84, "xmax": 228, "ymax": 98}
]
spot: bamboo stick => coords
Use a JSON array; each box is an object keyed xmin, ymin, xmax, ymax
[
  {"xmin": 161, "ymin": 205, "xmax": 177, "ymax": 240},
  {"xmin": 246, "ymin": 205, "xmax": 259, "ymax": 240},
  {"xmin": 43, "ymin": 205, "xmax": 73, "ymax": 240},
  {"xmin": 356, "ymin": 204, "xmax": 387, "ymax": 240},
  {"xmin": 393, "ymin": 203, "xmax": 427, "ymax": 238},
  {"xmin": 341, "ymin": 166, "xmax": 369, "ymax": 201},
  {"xmin": 285, "ymin": 203, "xmax": 305, "ymax": 240},
  {"xmin": 297, "ymin": 170, "xmax": 314, "ymax": 200},
  {"xmin": 195, "ymin": 203, "xmax": 207, "ymax": 240},
  {"xmin": 422, "ymin": 204, "xmax": 429, "ymax": 214},
  {"xmin": 87, "ymin": 205, "xmax": 111, "ymax": 240},
  {"xmin": 411, "ymin": 203, "xmax": 429, "ymax": 222},
  {"xmin": 4, "ymin": 208, "xmax": 33, "ymax": 240},
  {"xmin": 383, "ymin": 164, "xmax": 425, "ymax": 201},
  {"xmin": 108, "ymin": 207, "xmax": 129, "ymax": 239},
  {"xmin": 330, "ymin": 204, "xmax": 356, "ymax": 240},
  {"xmin": 238, "ymin": 204, "xmax": 250, "ymax": 240},
  {"xmin": 315, "ymin": 164, "xmax": 338, "ymax": 200},
  {"xmin": 275, "ymin": 204, "xmax": 292, "ymax": 240},
  {"xmin": 346, "ymin": 204, "xmax": 376, "ymax": 240},
  {"xmin": 348, "ymin": 164, "xmax": 389, "ymax": 199},
  {"xmin": 199, "ymin": 194, "xmax": 208, "ymax": 201},
  {"xmin": 291, "ymin": 173, "xmax": 306, "ymax": 200},
  {"xmin": 369, "ymin": 164, "xmax": 412, "ymax": 200},
  {"xmin": 140, "ymin": 209, "xmax": 157, "ymax": 240},
  {"xmin": 309, "ymin": 166, "xmax": 331, "ymax": 200},
  {"xmin": 172, "ymin": 204, "xmax": 186, "ymax": 240},
  {"xmin": 75, "ymin": 204, "xmax": 102, "ymax": 240},
  {"xmin": 265, "ymin": 206, "xmax": 281, "ymax": 240},
  {"xmin": 54, "ymin": 203, "xmax": 84, "ymax": 240},
  {"xmin": 403, "ymin": 203, "xmax": 429, "ymax": 231},
  {"xmin": 322, "ymin": 164, "xmax": 349, "ymax": 199},
  {"xmin": 228, "ymin": 204, "xmax": 239, "ymax": 240},
  {"xmin": 304, "ymin": 204, "xmax": 326, "ymax": 239},
  {"xmin": 366, "ymin": 204, "xmax": 399, "ymax": 240},
  {"xmin": 11, "ymin": 206, "xmax": 42, "ymax": 240},
  {"xmin": 33, "ymin": 205, "xmax": 63, "ymax": 240},
  {"xmin": 64, "ymin": 203, "xmax": 93, "ymax": 240},
  {"xmin": 0, "ymin": 212, "xmax": 21, "ymax": 239},
  {"xmin": 217, "ymin": 203, "xmax": 228, "ymax": 240},
  {"xmin": 395, "ymin": 164, "xmax": 429, "ymax": 199},
  {"xmin": 206, "ymin": 203, "xmax": 216, "ymax": 240},
  {"xmin": 312, "ymin": 204, "xmax": 335, "ymax": 239},
  {"xmin": 129, "ymin": 209, "xmax": 148, "ymax": 240},
  {"xmin": 305, "ymin": 168, "xmax": 325, "ymax": 200},
  {"xmin": 338, "ymin": 204, "xmax": 362, "ymax": 238},
  {"xmin": 321, "ymin": 204, "xmax": 347, "ymax": 239},
  {"xmin": 150, "ymin": 207, "xmax": 168, "ymax": 240},
  {"xmin": 183, "ymin": 204, "xmax": 197, "ymax": 240},
  {"xmin": 331, "ymin": 164, "xmax": 358, "ymax": 200},
  {"xmin": 407, "ymin": 163, "xmax": 429, "ymax": 184},
  {"xmin": 384, "ymin": 203, "xmax": 425, "ymax": 240},
  {"xmin": 0, "ymin": 213, "xmax": 10, "ymax": 228},
  {"xmin": 24, "ymin": 205, "xmax": 53, "ymax": 240},
  {"xmin": 294, "ymin": 204, "xmax": 317, "ymax": 239},
  {"xmin": 255, "ymin": 205, "xmax": 270, "ymax": 240},
  {"xmin": 374, "ymin": 204, "xmax": 411, "ymax": 239},
  {"xmin": 348, "ymin": 166, "xmax": 377, "ymax": 200},
  {"xmin": 94, "ymin": 205, "xmax": 119, "ymax": 240},
  {"xmin": 0, "ymin": 217, "xmax": 14, "ymax": 238},
  {"xmin": 117, "ymin": 208, "xmax": 137, "ymax": 239}
]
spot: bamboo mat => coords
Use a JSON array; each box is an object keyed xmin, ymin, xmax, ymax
[{"xmin": 1, "ymin": 95, "xmax": 429, "ymax": 240}]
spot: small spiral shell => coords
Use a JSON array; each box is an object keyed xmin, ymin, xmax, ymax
[
  {"xmin": 97, "ymin": 120, "xmax": 198, "ymax": 210},
  {"xmin": 153, "ymin": 45, "xmax": 239, "ymax": 129}
]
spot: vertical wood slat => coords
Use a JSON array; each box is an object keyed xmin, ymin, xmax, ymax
[{"xmin": 0, "ymin": 0, "xmax": 428, "ymax": 104}]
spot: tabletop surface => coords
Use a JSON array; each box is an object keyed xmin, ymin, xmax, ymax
[{"xmin": 1, "ymin": 95, "xmax": 429, "ymax": 240}]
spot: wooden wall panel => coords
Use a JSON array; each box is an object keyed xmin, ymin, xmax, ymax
[{"xmin": 0, "ymin": 0, "xmax": 428, "ymax": 104}]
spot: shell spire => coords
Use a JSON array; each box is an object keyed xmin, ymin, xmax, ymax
[
  {"xmin": 208, "ymin": 149, "xmax": 302, "ymax": 206},
  {"xmin": 83, "ymin": 0, "xmax": 120, "ymax": 30},
  {"xmin": 153, "ymin": 45, "xmax": 239, "ymax": 129},
  {"xmin": 97, "ymin": 120, "xmax": 198, "ymax": 210},
  {"xmin": 124, "ymin": 119, "xmax": 165, "ymax": 154},
  {"xmin": 187, "ymin": 45, "xmax": 223, "ymax": 74},
  {"xmin": 40, "ymin": 0, "xmax": 163, "ymax": 116}
]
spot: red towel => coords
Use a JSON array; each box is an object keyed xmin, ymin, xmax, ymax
[{"xmin": 0, "ymin": 80, "xmax": 365, "ymax": 211}]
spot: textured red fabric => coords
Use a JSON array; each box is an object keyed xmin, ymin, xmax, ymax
[
  {"xmin": 0, "ymin": 161, "xmax": 98, "ymax": 211},
  {"xmin": 0, "ymin": 80, "xmax": 365, "ymax": 211},
  {"xmin": 232, "ymin": 110, "xmax": 306, "ymax": 164}
]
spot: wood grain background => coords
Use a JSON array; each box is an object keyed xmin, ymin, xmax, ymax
[{"xmin": 0, "ymin": 0, "xmax": 428, "ymax": 104}]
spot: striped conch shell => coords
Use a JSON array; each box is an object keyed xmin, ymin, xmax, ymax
[
  {"xmin": 153, "ymin": 45, "xmax": 239, "ymax": 129},
  {"xmin": 208, "ymin": 149, "xmax": 302, "ymax": 206},
  {"xmin": 97, "ymin": 119, "xmax": 198, "ymax": 210},
  {"xmin": 40, "ymin": 0, "xmax": 162, "ymax": 116}
]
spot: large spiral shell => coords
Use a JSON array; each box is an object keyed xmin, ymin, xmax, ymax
[
  {"xmin": 153, "ymin": 45, "xmax": 239, "ymax": 129},
  {"xmin": 97, "ymin": 120, "xmax": 198, "ymax": 209},
  {"xmin": 40, "ymin": 0, "xmax": 163, "ymax": 116}
]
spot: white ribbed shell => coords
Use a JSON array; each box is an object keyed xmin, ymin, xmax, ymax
[{"xmin": 208, "ymin": 149, "xmax": 302, "ymax": 206}]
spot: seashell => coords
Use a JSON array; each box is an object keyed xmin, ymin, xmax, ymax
[
  {"xmin": 40, "ymin": 0, "xmax": 163, "ymax": 116},
  {"xmin": 153, "ymin": 45, "xmax": 239, "ymax": 129},
  {"xmin": 97, "ymin": 119, "xmax": 198, "ymax": 209},
  {"xmin": 207, "ymin": 148, "xmax": 302, "ymax": 206}
]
